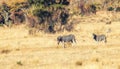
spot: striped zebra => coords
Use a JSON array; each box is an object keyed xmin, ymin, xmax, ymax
[
  {"xmin": 57, "ymin": 34, "xmax": 76, "ymax": 48},
  {"xmin": 93, "ymin": 33, "xmax": 107, "ymax": 43}
]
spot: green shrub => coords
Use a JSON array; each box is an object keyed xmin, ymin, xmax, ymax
[
  {"xmin": 17, "ymin": 61, "xmax": 23, "ymax": 66},
  {"xmin": 107, "ymin": 7, "xmax": 114, "ymax": 11},
  {"xmin": 27, "ymin": 0, "xmax": 44, "ymax": 5}
]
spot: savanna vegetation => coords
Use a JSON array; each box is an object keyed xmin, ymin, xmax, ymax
[
  {"xmin": 0, "ymin": 0, "xmax": 120, "ymax": 34},
  {"xmin": 0, "ymin": 0, "xmax": 120, "ymax": 69}
]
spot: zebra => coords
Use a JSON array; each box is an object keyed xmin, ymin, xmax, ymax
[
  {"xmin": 93, "ymin": 33, "xmax": 107, "ymax": 43},
  {"xmin": 57, "ymin": 34, "xmax": 76, "ymax": 48}
]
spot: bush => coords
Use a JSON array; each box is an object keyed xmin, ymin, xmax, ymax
[
  {"xmin": 26, "ymin": 0, "xmax": 70, "ymax": 33},
  {"xmin": 107, "ymin": 7, "xmax": 114, "ymax": 11},
  {"xmin": 16, "ymin": 61, "xmax": 23, "ymax": 66},
  {"xmin": 1, "ymin": 3, "xmax": 11, "ymax": 12},
  {"xmin": 115, "ymin": 7, "xmax": 120, "ymax": 12},
  {"xmin": 27, "ymin": 0, "xmax": 44, "ymax": 6}
]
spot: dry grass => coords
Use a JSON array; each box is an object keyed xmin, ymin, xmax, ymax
[
  {"xmin": 0, "ymin": 0, "xmax": 26, "ymax": 6},
  {"xmin": 1, "ymin": 49, "xmax": 11, "ymax": 54},
  {"xmin": 0, "ymin": 11, "xmax": 120, "ymax": 69},
  {"xmin": 76, "ymin": 61, "xmax": 83, "ymax": 66}
]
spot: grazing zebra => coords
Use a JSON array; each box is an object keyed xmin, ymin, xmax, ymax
[
  {"xmin": 57, "ymin": 34, "xmax": 76, "ymax": 48},
  {"xmin": 93, "ymin": 33, "xmax": 107, "ymax": 43}
]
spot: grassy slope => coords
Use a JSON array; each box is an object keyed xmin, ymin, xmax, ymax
[
  {"xmin": 0, "ymin": 11, "xmax": 120, "ymax": 69},
  {"xmin": 0, "ymin": 0, "xmax": 120, "ymax": 69}
]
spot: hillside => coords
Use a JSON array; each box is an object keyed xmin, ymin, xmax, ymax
[{"xmin": 0, "ymin": 0, "xmax": 120, "ymax": 69}]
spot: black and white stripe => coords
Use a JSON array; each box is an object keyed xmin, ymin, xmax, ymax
[
  {"xmin": 57, "ymin": 34, "xmax": 76, "ymax": 48},
  {"xmin": 93, "ymin": 33, "xmax": 107, "ymax": 43}
]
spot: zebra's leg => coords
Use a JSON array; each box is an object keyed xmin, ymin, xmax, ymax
[
  {"xmin": 71, "ymin": 40, "xmax": 74, "ymax": 47},
  {"xmin": 97, "ymin": 37, "xmax": 100, "ymax": 43},
  {"xmin": 96, "ymin": 37, "xmax": 100, "ymax": 46},
  {"xmin": 74, "ymin": 38, "xmax": 76, "ymax": 43},
  {"xmin": 58, "ymin": 41, "xmax": 60, "ymax": 45},
  {"xmin": 71, "ymin": 43, "xmax": 74, "ymax": 46},
  {"xmin": 57, "ymin": 41, "xmax": 60, "ymax": 48},
  {"xmin": 64, "ymin": 42, "xmax": 66, "ymax": 48},
  {"xmin": 63, "ymin": 41, "xmax": 66, "ymax": 48}
]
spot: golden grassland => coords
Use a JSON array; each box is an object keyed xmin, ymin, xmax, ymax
[
  {"xmin": 0, "ymin": 11, "xmax": 120, "ymax": 69},
  {"xmin": 0, "ymin": 0, "xmax": 26, "ymax": 6}
]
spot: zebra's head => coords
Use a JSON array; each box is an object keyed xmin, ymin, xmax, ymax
[
  {"xmin": 57, "ymin": 36, "xmax": 63, "ymax": 45},
  {"xmin": 92, "ymin": 33, "xmax": 97, "ymax": 39}
]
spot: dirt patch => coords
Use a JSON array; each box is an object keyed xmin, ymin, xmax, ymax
[{"xmin": 1, "ymin": 49, "xmax": 11, "ymax": 54}]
